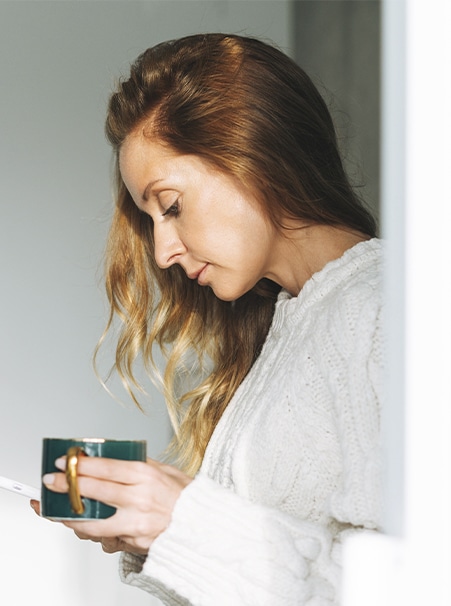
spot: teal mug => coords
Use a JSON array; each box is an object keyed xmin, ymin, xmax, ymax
[{"xmin": 41, "ymin": 438, "xmax": 147, "ymax": 520}]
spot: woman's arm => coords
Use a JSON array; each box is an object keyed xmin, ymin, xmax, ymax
[{"xmin": 120, "ymin": 472, "xmax": 377, "ymax": 606}]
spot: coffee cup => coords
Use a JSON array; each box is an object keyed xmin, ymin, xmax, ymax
[{"xmin": 41, "ymin": 437, "xmax": 147, "ymax": 520}]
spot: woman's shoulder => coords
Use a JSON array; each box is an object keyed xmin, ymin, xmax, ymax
[
  {"xmin": 273, "ymin": 238, "xmax": 383, "ymax": 333},
  {"xmin": 308, "ymin": 237, "xmax": 383, "ymax": 302}
]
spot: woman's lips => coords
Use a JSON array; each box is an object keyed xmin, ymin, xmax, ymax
[{"xmin": 193, "ymin": 264, "xmax": 208, "ymax": 285}]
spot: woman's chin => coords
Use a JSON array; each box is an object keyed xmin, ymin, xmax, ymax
[{"xmin": 210, "ymin": 283, "xmax": 252, "ymax": 303}]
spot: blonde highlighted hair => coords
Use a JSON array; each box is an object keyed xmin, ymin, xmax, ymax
[{"xmin": 100, "ymin": 34, "xmax": 376, "ymax": 475}]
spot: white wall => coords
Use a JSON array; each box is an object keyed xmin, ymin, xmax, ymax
[
  {"xmin": 343, "ymin": 1, "xmax": 451, "ymax": 605},
  {"xmin": 0, "ymin": 2, "xmax": 292, "ymax": 604}
]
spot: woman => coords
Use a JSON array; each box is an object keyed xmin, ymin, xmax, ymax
[{"xmin": 36, "ymin": 34, "xmax": 383, "ymax": 605}]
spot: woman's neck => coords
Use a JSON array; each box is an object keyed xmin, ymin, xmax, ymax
[{"xmin": 265, "ymin": 224, "xmax": 371, "ymax": 296}]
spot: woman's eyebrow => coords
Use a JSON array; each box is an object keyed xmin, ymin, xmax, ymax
[{"xmin": 142, "ymin": 179, "xmax": 164, "ymax": 202}]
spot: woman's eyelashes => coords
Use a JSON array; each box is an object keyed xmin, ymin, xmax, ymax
[{"xmin": 162, "ymin": 200, "xmax": 180, "ymax": 217}]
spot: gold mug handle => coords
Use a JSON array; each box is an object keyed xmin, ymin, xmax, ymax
[{"xmin": 66, "ymin": 446, "xmax": 85, "ymax": 515}]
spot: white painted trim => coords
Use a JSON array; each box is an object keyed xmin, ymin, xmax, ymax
[{"xmin": 344, "ymin": 1, "xmax": 451, "ymax": 603}]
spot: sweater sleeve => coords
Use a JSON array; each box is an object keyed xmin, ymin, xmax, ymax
[{"xmin": 120, "ymin": 473, "xmax": 376, "ymax": 605}]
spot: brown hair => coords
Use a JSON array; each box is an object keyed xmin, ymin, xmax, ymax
[{"xmin": 100, "ymin": 33, "xmax": 377, "ymax": 475}]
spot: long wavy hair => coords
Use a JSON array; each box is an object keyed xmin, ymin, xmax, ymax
[{"xmin": 100, "ymin": 33, "xmax": 377, "ymax": 475}]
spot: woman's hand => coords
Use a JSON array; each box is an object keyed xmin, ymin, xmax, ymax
[{"xmin": 30, "ymin": 457, "xmax": 192, "ymax": 555}]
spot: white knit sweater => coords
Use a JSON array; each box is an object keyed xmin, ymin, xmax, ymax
[{"xmin": 120, "ymin": 238, "xmax": 384, "ymax": 606}]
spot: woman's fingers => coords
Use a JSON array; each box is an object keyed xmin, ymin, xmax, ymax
[
  {"xmin": 100, "ymin": 537, "xmax": 128, "ymax": 554},
  {"xmin": 43, "ymin": 456, "xmax": 153, "ymax": 500},
  {"xmin": 42, "ymin": 472, "xmax": 135, "ymax": 511},
  {"xmin": 30, "ymin": 499, "xmax": 41, "ymax": 516},
  {"xmin": 55, "ymin": 456, "xmax": 153, "ymax": 485},
  {"xmin": 61, "ymin": 507, "xmax": 159, "ymax": 553},
  {"xmin": 42, "ymin": 471, "xmax": 69, "ymax": 493},
  {"xmin": 44, "ymin": 458, "xmax": 190, "ymax": 509},
  {"xmin": 70, "ymin": 529, "xmax": 133, "ymax": 554}
]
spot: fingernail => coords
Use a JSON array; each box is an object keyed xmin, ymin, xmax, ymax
[
  {"xmin": 55, "ymin": 457, "xmax": 66, "ymax": 470},
  {"xmin": 43, "ymin": 473, "xmax": 55, "ymax": 485}
]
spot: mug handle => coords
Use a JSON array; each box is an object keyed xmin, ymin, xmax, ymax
[{"xmin": 66, "ymin": 446, "xmax": 85, "ymax": 515}]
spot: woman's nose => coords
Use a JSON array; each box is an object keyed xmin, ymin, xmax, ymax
[{"xmin": 153, "ymin": 223, "xmax": 186, "ymax": 269}]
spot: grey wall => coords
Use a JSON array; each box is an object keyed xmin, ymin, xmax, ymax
[
  {"xmin": 0, "ymin": 2, "xmax": 292, "ymax": 604},
  {"xmin": 293, "ymin": 0, "xmax": 381, "ymax": 224}
]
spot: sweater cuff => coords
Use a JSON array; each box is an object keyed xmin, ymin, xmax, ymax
[
  {"xmin": 134, "ymin": 473, "xmax": 329, "ymax": 605},
  {"xmin": 144, "ymin": 473, "xmax": 262, "ymax": 603}
]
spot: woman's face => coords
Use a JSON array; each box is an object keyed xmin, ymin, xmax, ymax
[{"xmin": 119, "ymin": 132, "xmax": 277, "ymax": 301}]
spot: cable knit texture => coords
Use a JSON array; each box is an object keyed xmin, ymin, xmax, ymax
[{"xmin": 120, "ymin": 238, "xmax": 384, "ymax": 606}]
